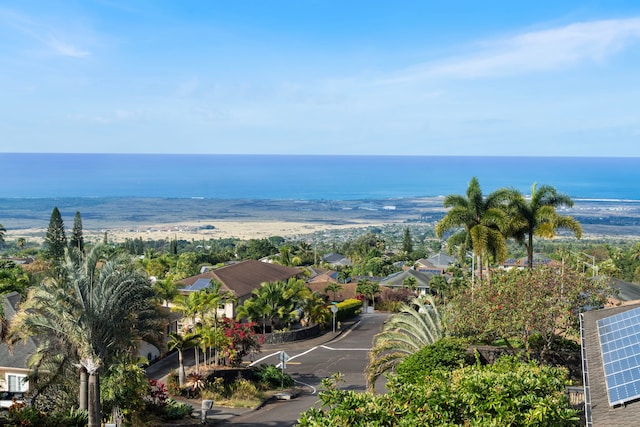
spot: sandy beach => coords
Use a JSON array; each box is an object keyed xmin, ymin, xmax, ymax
[
  {"xmin": 2, "ymin": 196, "xmax": 640, "ymax": 244},
  {"xmin": 5, "ymin": 219, "xmax": 388, "ymax": 244}
]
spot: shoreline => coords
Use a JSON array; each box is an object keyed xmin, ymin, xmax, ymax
[
  {"xmin": 5, "ymin": 219, "xmax": 388, "ymax": 243},
  {"xmin": 2, "ymin": 196, "xmax": 640, "ymax": 243}
]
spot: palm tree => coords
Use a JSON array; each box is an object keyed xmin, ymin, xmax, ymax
[
  {"xmin": 153, "ymin": 278, "xmax": 179, "ymax": 307},
  {"xmin": 297, "ymin": 288, "xmax": 330, "ymax": 327},
  {"xmin": 505, "ymin": 183, "xmax": 582, "ymax": 268},
  {"xmin": 366, "ymin": 296, "xmax": 443, "ymax": 391},
  {"xmin": 0, "ymin": 223, "xmax": 6, "ymax": 245},
  {"xmin": 197, "ymin": 281, "xmax": 235, "ymax": 366},
  {"xmin": 251, "ymin": 280, "xmax": 297, "ymax": 331},
  {"xmin": 167, "ymin": 332, "xmax": 200, "ymax": 387},
  {"xmin": 9, "ymin": 245, "xmax": 161, "ymax": 427},
  {"xmin": 236, "ymin": 297, "xmax": 269, "ymax": 333},
  {"xmin": 171, "ymin": 291, "xmax": 201, "ymax": 331},
  {"xmin": 435, "ymin": 177, "xmax": 509, "ymax": 280},
  {"xmin": 324, "ymin": 282, "xmax": 343, "ymax": 302},
  {"xmin": 356, "ymin": 278, "xmax": 380, "ymax": 311}
]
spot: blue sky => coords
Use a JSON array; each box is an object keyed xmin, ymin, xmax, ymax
[{"xmin": 1, "ymin": 1, "xmax": 640, "ymax": 156}]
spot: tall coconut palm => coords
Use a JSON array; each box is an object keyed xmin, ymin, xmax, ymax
[
  {"xmin": 324, "ymin": 282, "xmax": 343, "ymax": 302},
  {"xmin": 9, "ymin": 245, "xmax": 161, "ymax": 427},
  {"xmin": 505, "ymin": 183, "xmax": 582, "ymax": 269},
  {"xmin": 435, "ymin": 177, "xmax": 509, "ymax": 280},
  {"xmin": 366, "ymin": 296, "xmax": 443, "ymax": 391}
]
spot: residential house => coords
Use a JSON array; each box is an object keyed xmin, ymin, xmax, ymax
[
  {"xmin": 380, "ymin": 269, "xmax": 435, "ymax": 295},
  {"xmin": 500, "ymin": 254, "xmax": 555, "ymax": 270},
  {"xmin": 581, "ymin": 302, "xmax": 640, "ymax": 426},
  {"xmin": 174, "ymin": 259, "xmax": 302, "ymax": 329},
  {"xmin": 322, "ymin": 253, "xmax": 352, "ymax": 269},
  {"xmin": 0, "ymin": 292, "xmax": 32, "ymax": 394},
  {"xmin": 415, "ymin": 252, "xmax": 456, "ymax": 275}
]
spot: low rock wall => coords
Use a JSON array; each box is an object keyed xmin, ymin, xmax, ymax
[{"xmin": 261, "ymin": 324, "xmax": 321, "ymax": 345}]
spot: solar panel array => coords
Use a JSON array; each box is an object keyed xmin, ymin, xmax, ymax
[{"xmin": 597, "ymin": 306, "xmax": 640, "ymax": 406}]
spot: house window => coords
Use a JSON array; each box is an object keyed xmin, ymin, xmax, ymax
[{"xmin": 7, "ymin": 375, "xmax": 27, "ymax": 392}]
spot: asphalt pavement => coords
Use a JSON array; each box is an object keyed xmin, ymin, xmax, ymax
[{"xmin": 145, "ymin": 317, "xmax": 362, "ymax": 424}]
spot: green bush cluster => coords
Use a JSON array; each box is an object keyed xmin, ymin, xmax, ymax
[
  {"xmin": 298, "ymin": 356, "xmax": 579, "ymax": 427},
  {"xmin": 251, "ymin": 364, "xmax": 295, "ymax": 389},
  {"xmin": 335, "ymin": 298, "xmax": 362, "ymax": 321},
  {"xmin": 395, "ymin": 337, "xmax": 471, "ymax": 384},
  {"xmin": 0, "ymin": 405, "xmax": 88, "ymax": 427}
]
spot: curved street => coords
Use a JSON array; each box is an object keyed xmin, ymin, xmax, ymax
[
  {"xmin": 146, "ymin": 312, "xmax": 389, "ymax": 426},
  {"xmin": 221, "ymin": 312, "xmax": 389, "ymax": 426}
]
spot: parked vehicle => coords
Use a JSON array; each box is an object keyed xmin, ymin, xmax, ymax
[{"xmin": 0, "ymin": 391, "xmax": 28, "ymax": 409}]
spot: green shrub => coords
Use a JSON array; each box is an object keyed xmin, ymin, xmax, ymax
[
  {"xmin": 56, "ymin": 408, "xmax": 88, "ymax": 427},
  {"xmin": 395, "ymin": 337, "xmax": 471, "ymax": 384},
  {"xmin": 300, "ymin": 357, "xmax": 579, "ymax": 426},
  {"xmin": 230, "ymin": 378, "xmax": 259, "ymax": 400},
  {"xmin": 251, "ymin": 364, "xmax": 294, "ymax": 389},
  {"xmin": 335, "ymin": 298, "xmax": 362, "ymax": 321},
  {"xmin": 163, "ymin": 398, "xmax": 193, "ymax": 420},
  {"xmin": 165, "ymin": 372, "xmax": 181, "ymax": 396}
]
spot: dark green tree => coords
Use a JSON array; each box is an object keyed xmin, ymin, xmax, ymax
[
  {"xmin": 402, "ymin": 227, "xmax": 413, "ymax": 254},
  {"xmin": 0, "ymin": 223, "xmax": 6, "ymax": 245},
  {"xmin": 10, "ymin": 245, "xmax": 161, "ymax": 427},
  {"xmin": 45, "ymin": 206, "xmax": 67, "ymax": 262},
  {"xmin": 69, "ymin": 211, "xmax": 84, "ymax": 252}
]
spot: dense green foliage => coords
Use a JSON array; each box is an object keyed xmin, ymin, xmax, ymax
[
  {"xmin": 366, "ymin": 296, "xmax": 444, "ymax": 389},
  {"xmin": 334, "ymin": 298, "xmax": 362, "ymax": 321},
  {"xmin": 447, "ymin": 266, "xmax": 612, "ymax": 352},
  {"xmin": 251, "ymin": 364, "xmax": 295, "ymax": 389},
  {"xmin": 298, "ymin": 357, "xmax": 579, "ymax": 426},
  {"xmin": 394, "ymin": 337, "xmax": 471, "ymax": 384},
  {"xmin": 9, "ymin": 245, "xmax": 162, "ymax": 427}
]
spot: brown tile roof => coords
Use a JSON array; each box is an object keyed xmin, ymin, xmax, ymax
[
  {"xmin": 582, "ymin": 302, "xmax": 640, "ymax": 426},
  {"xmin": 306, "ymin": 282, "xmax": 361, "ymax": 302},
  {"xmin": 178, "ymin": 260, "xmax": 302, "ymax": 299}
]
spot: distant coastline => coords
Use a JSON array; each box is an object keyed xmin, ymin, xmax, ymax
[{"xmin": 2, "ymin": 196, "xmax": 639, "ymax": 243}]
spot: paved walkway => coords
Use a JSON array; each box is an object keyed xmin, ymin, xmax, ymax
[{"xmin": 146, "ymin": 318, "xmax": 360, "ymax": 424}]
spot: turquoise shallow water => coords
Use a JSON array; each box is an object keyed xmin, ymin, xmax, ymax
[{"xmin": 2, "ymin": 153, "xmax": 639, "ymax": 200}]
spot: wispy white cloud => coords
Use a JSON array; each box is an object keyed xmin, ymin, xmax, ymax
[
  {"xmin": 0, "ymin": 7, "xmax": 91, "ymax": 58},
  {"xmin": 45, "ymin": 34, "xmax": 90, "ymax": 58},
  {"xmin": 385, "ymin": 17, "xmax": 640, "ymax": 82}
]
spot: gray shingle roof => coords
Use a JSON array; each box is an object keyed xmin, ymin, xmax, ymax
[
  {"xmin": 380, "ymin": 269, "xmax": 434, "ymax": 289},
  {"xmin": 1, "ymin": 292, "xmax": 36, "ymax": 370}
]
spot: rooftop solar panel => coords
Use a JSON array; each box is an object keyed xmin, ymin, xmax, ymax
[{"xmin": 598, "ymin": 306, "xmax": 640, "ymax": 406}]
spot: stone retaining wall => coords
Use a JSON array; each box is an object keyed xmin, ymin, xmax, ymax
[{"xmin": 261, "ymin": 324, "xmax": 321, "ymax": 345}]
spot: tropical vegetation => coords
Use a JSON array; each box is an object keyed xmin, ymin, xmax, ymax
[{"xmin": 0, "ymin": 176, "xmax": 637, "ymax": 424}]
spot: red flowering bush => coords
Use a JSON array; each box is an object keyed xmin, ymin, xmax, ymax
[{"xmin": 221, "ymin": 317, "xmax": 263, "ymax": 366}]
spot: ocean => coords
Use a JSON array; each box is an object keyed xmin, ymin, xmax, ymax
[{"xmin": 2, "ymin": 153, "xmax": 639, "ymax": 201}]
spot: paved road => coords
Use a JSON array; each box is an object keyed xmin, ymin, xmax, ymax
[
  {"xmin": 611, "ymin": 278, "xmax": 640, "ymax": 302},
  {"xmin": 220, "ymin": 312, "xmax": 389, "ymax": 426}
]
